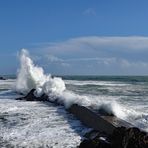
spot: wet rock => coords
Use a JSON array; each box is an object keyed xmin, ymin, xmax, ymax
[
  {"xmin": 16, "ymin": 89, "xmax": 61, "ymax": 104},
  {"xmin": 15, "ymin": 96, "xmax": 24, "ymax": 100},
  {"xmin": 16, "ymin": 89, "xmax": 49, "ymax": 101},
  {"xmin": 84, "ymin": 130, "xmax": 100, "ymax": 140},
  {"xmin": 24, "ymin": 89, "xmax": 38, "ymax": 101},
  {"xmin": 79, "ymin": 127, "xmax": 148, "ymax": 148},
  {"xmin": 15, "ymin": 89, "xmax": 148, "ymax": 148},
  {"xmin": 97, "ymin": 107, "xmax": 114, "ymax": 116},
  {"xmin": 111, "ymin": 127, "xmax": 148, "ymax": 148},
  {"xmin": 0, "ymin": 76, "xmax": 6, "ymax": 80},
  {"xmin": 79, "ymin": 139, "xmax": 96, "ymax": 148},
  {"xmin": 16, "ymin": 89, "xmax": 37, "ymax": 101},
  {"xmin": 98, "ymin": 138, "xmax": 111, "ymax": 148},
  {"xmin": 79, "ymin": 130, "xmax": 111, "ymax": 148},
  {"xmin": 122, "ymin": 127, "xmax": 148, "ymax": 148},
  {"xmin": 111, "ymin": 126, "xmax": 126, "ymax": 148},
  {"xmin": 81, "ymin": 140, "xmax": 110, "ymax": 148},
  {"xmin": 38, "ymin": 93, "xmax": 49, "ymax": 101},
  {"xmin": 79, "ymin": 136, "xmax": 111, "ymax": 148}
]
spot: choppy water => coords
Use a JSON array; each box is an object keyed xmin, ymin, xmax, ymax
[
  {"xmin": 0, "ymin": 76, "xmax": 148, "ymax": 147},
  {"xmin": 0, "ymin": 78, "xmax": 90, "ymax": 148},
  {"xmin": 64, "ymin": 76, "xmax": 148, "ymax": 129}
]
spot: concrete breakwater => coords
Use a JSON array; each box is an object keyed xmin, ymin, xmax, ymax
[
  {"xmin": 68, "ymin": 104, "xmax": 133, "ymax": 134},
  {"xmin": 16, "ymin": 89, "xmax": 148, "ymax": 148},
  {"xmin": 69, "ymin": 104, "xmax": 148, "ymax": 148}
]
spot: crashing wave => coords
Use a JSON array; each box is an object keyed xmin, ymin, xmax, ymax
[
  {"xmin": 15, "ymin": 49, "xmax": 127, "ymax": 119},
  {"xmin": 16, "ymin": 49, "xmax": 65, "ymax": 96}
]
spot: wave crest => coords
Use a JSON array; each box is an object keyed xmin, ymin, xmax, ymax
[
  {"xmin": 16, "ymin": 49, "xmax": 66, "ymax": 95},
  {"xmin": 15, "ymin": 49, "xmax": 128, "ymax": 120}
]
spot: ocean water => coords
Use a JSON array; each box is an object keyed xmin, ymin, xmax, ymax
[
  {"xmin": 64, "ymin": 76, "xmax": 148, "ymax": 130},
  {"xmin": 0, "ymin": 78, "xmax": 90, "ymax": 148},
  {"xmin": 0, "ymin": 76, "xmax": 148, "ymax": 147},
  {"xmin": 0, "ymin": 49, "xmax": 148, "ymax": 147}
]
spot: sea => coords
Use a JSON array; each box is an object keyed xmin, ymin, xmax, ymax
[
  {"xmin": 0, "ymin": 49, "xmax": 148, "ymax": 148},
  {"xmin": 0, "ymin": 75, "xmax": 148, "ymax": 147}
]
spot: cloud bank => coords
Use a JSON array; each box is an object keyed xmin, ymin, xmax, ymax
[{"xmin": 32, "ymin": 36, "xmax": 148, "ymax": 75}]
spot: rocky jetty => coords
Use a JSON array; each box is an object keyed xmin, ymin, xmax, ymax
[
  {"xmin": 79, "ymin": 127, "xmax": 148, "ymax": 148},
  {"xmin": 68, "ymin": 104, "xmax": 148, "ymax": 148},
  {"xmin": 16, "ymin": 89, "xmax": 148, "ymax": 148}
]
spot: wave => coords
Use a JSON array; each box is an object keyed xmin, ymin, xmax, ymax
[
  {"xmin": 15, "ymin": 49, "xmax": 144, "ymax": 123},
  {"xmin": 16, "ymin": 49, "xmax": 65, "ymax": 96},
  {"xmin": 65, "ymin": 80, "xmax": 130, "ymax": 87}
]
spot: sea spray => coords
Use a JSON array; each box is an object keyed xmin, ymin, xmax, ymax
[
  {"xmin": 16, "ymin": 49, "xmax": 126, "ymax": 119},
  {"xmin": 16, "ymin": 49, "xmax": 65, "ymax": 95}
]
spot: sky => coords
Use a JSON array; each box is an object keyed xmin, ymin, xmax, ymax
[{"xmin": 1, "ymin": 0, "xmax": 148, "ymax": 75}]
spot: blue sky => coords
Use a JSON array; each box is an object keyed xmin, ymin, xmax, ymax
[{"xmin": 1, "ymin": 0, "xmax": 148, "ymax": 75}]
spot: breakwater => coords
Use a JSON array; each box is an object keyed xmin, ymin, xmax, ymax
[{"xmin": 16, "ymin": 89, "xmax": 148, "ymax": 148}]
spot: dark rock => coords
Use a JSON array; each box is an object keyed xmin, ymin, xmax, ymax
[
  {"xmin": 84, "ymin": 130, "xmax": 100, "ymax": 140},
  {"xmin": 16, "ymin": 89, "xmax": 38, "ymax": 101},
  {"xmin": 79, "ymin": 139, "xmax": 96, "ymax": 148},
  {"xmin": 15, "ymin": 89, "xmax": 148, "ymax": 148},
  {"xmin": 122, "ymin": 127, "xmax": 148, "ymax": 148},
  {"xmin": 79, "ymin": 136, "xmax": 111, "ymax": 148},
  {"xmin": 111, "ymin": 126, "xmax": 126, "ymax": 148},
  {"xmin": 80, "ymin": 130, "xmax": 111, "ymax": 148},
  {"xmin": 111, "ymin": 127, "xmax": 148, "ymax": 148},
  {"xmin": 24, "ymin": 89, "xmax": 37, "ymax": 101},
  {"xmin": 17, "ymin": 92, "xmax": 24, "ymax": 96},
  {"xmin": 16, "ymin": 89, "xmax": 49, "ymax": 102},
  {"xmin": 38, "ymin": 93, "xmax": 49, "ymax": 101},
  {"xmin": 15, "ymin": 97, "xmax": 24, "ymax": 100},
  {"xmin": 97, "ymin": 106, "xmax": 114, "ymax": 116},
  {"xmin": 79, "ymin": 126, "xmax": 148, "ymax": 148},
  {"xmin": 0, "ymin": 76, "xmax": 6, "ymax": 80},
  {"xmin": 98, "ymin": 138, "xmax": 111, "ymax": 148}
]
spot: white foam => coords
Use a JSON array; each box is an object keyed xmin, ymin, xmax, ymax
[
  {"xmin": 0, "ymin": 99, "xmax": 89, "ymax": 147},
  {"xmin": 65, "ymin": 80, "xmax": 130, "ymax": 87},
  {"xmin": 0, "ymin": 79, "xmax": 16, "ymax": 90},
  {"xmin": 16, "ymin": 49, "xmax": 65, "ymax": 96},
  {"xmin": 14, "ymin": 49, "xmax": 139, "ymax": 121}
]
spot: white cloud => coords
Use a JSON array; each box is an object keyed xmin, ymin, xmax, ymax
[
  {"xmin": 46, "ymin": 54, "xmax": 63, "ymax": 62},
  {"xmin": 120, "ymin": 59, "xmax": 148, "ymax": 68},
  {"xmin": 32, "ymin": 36, "xmax": 148, "ymax": 75},
  {"xmin": 43, "ymin": 36, "xmax": 148, "ymax": 55},
  {"xmin": 70, "ymin": 36, "xmax": 148, "ymax": 50},
  {"xmin": 64, "ymin": 57, "xmax": 116, "ymax": 64}
]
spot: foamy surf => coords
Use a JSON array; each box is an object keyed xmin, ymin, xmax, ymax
[
  {"xmin": 15, "ymin": 49, "xmax": 127, "ymax": 119},
  {"xmin": 14, "ymin": 49, "xmax": 148, "ymax": 134},
  {"xmin": 0, "ymin": 53, "xmax": 148, "ymax": 147},
  {"xmin": 0, "ymin": 98, "xmax": 89, "ymax": 147},
  {"xmin": 16, "ymin": 49, "xmax": 65, "ymax": 95}
]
